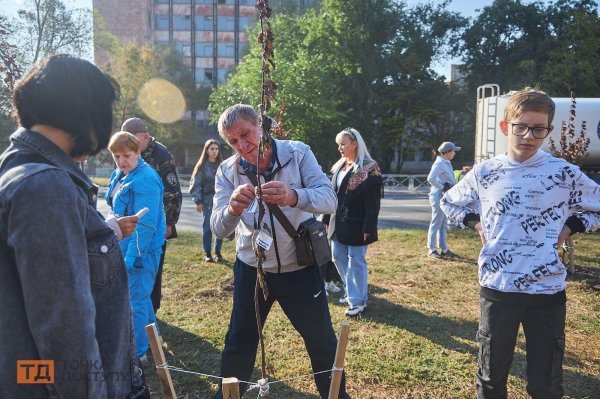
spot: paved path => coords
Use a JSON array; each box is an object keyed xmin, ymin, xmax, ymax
[{"xmin": 97, "ymin": 190, "xmax": 432, "ymax": 233}]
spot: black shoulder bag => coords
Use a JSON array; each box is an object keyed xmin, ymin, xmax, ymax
[{"xmin": 244, "ymin": 169, "xmax": 332, "ymax": 267}]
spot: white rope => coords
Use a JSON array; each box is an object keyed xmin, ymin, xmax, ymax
[{"xmin": 155, "ymin": 362, "xmax": 344, "ymax": 389}]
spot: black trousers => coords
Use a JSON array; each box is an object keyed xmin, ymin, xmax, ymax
[
  {"xmin": 215, "ymin": 259, "xmax": 350, "ymax": 399},
  {"xmin": 476, "ymin": 297, "xmax": 566, "ymax": 399},
  {"xmin": 151, "ymin": 240, "xmax": 167, "ymax": 313}
]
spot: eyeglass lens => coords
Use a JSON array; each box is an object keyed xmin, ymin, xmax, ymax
[{"xmin": 511, "ymin": 123, "xmax": 550, "ymax": 139}]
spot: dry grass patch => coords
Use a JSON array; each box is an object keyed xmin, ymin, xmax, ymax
[{"xmin": 144, "ymin": 230, "xmax": 600, "ymax": 398}]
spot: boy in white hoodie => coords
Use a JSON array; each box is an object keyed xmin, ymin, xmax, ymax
[{"xmin": 441, "ymin": 87, "xmax": 600, "ymax": 399}]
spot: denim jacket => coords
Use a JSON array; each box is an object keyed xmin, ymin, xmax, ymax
[
  {"xmin": 106, "ymin": 157, "xmax": 166, "ymax": 270},
  {"xmin": 0, "ymin": 129, "xmax": 140, "ymax": 398}
]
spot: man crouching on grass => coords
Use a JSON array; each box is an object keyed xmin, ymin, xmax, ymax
[
  {"xmin": 441, "ymin": 87, "xmax": 600, "ymax": 399},
  {"xmin": 210, "ymin": 104, "xmax": 350, "ymax": 399}
]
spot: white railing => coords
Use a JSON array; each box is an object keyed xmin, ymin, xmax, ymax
[
  {"xmin": 97, "ymin": 173, "xmax": 430, "ymax": 194},
  {"xmin": 382, "ymin": 174, "xmax": 430, "ymax": 193}
]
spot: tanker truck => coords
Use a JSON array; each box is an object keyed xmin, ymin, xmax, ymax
[{"xmin": 475, "ymin": 84, "xmax": 600, "ymax": 169}]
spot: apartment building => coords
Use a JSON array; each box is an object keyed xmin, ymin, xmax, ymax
[{"xmin": 93, "ymin": 0, "xmax": 315, "ymax": 168}]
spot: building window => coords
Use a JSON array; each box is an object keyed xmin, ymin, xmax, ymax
[
  {"xmin": 175, "ymin": 41, "xmax": 191, "ymax": 54},
  {"xmin": 195, "ymin": 68, "xmax": 213, "ymax": 84},
  {"xmin": 217, "ymin": 16, "xmax": 235, "ymax": 31},
  {"xmin": 217, "ymin": 68, "xmax": 228, "ymax": 83},
  {"xmin": 155, "ymin": 0, "xmax": 169, "ymax": 3},
  {"xmin": 196, "ymin": 15, "xmax": 213, "ymax": 31},
  {"xmin": 403, "ymin": 148, "xmax": 416, "ymax": 162},
  {"xmin": 239, "ymin": 16, "xmax": 251, "ymax": 30},
  {"xmin": 195, "ymin": 42, "xmax": 213, "ymax": 57},
  {"xmin": 421, "ymin": 148, "xmax": 434, "ymax": 161},
  {"xmin": 173, "ymin": 0, "xmax": 190, "ymax": 3},
  {"xmin": 217, "ymin": 43, "xmax": 234, "ymax": 57},
  {"xmin": 155, "ymin": 15, "xmax": 169, "ymax": 30},
  {"xmin": 173, "ymin": 15, "xmax": 192, "ymax": 30}
]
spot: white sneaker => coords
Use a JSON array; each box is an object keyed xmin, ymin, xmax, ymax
[
  {"xmin": 324, "ymin": 281, "xmax": 341, "ymax": 293},
  {"xmin": 345, "ymin": 305, "xmax": 366, "ymax": 316},
  {"xmin": 338, "ymin": 295, "xmax": 348, "ymax": 304},
  {"xmin": 138, "ymin": 354, "xmax": 149, "ymax": 367}
]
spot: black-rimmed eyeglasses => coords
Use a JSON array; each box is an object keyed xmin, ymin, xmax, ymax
[{"xmin": 509, "ymin": 122, "xmax": 552, "ymax": 139}]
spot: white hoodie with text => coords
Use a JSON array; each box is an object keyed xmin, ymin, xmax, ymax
[{"xmin": 441, "ymin": 150, "xmax": 600, "ymax": 295}]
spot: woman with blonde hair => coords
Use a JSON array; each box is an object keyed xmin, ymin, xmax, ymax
[
  {"xmin": 190, "ymin": 139, "xmax": 224, "ymax": 262},
  {"xmin": 323, "ymin": 127, "xmax": 383, "ymax": 317}
]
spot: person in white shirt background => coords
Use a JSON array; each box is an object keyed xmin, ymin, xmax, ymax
[{"xmin": 426, "ymin": 141, "xmax": 460, "ymax": 259}]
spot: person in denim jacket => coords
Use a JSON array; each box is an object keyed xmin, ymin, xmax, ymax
[
  {"xmin": 106, "ymin": 132, "xmax": 166, "ymax": 361},
  {"xmin": 0, "ymin": 55, "xmax": 147, "ymax": 398}
]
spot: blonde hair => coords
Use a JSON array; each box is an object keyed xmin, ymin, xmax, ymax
[
  {"xmin": 504, "ymin": 87, "xmax": 555, "ymax": 124},
  {"xmin": 108, "ymin": 131, "xmax": 140, "ymax": 153},
  {"xmin": 330, "ymin": 127, "xmax": 373, "ymax": 173},
  {"xmin": 192, "ymin": 139, "xmax": 223, "ymax": 178}
]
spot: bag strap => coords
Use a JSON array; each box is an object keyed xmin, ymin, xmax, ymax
[{"xmin": 243, "ymin": 168, "xmax": 299, "ymax": 238}]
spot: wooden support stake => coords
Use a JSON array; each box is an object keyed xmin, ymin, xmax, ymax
[
  {"xmin": 567, "ymin": 237, "xmax": 576, "ymax": 274},
  {"xmin": 145, "ymin": 323, "xmax": 177, "ymax": 399},
  {"xmin": 222, "ymin": 377, "xmax": 241, "ymax": 399},
  {"xmin": 328, "ymin": 321, "xmax": 350, "ymax": 399}
]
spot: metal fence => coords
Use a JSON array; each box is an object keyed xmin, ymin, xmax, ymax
[
  {"xmin": 382, "ymin": 174, "xmax": 430, "ymax": 193},
  {"xmin": 177, "ymin": 173, "xmax": 430, "ymax": 194}
]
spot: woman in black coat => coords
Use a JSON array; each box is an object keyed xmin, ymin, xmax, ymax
[{"xmin": 322, "ymin": 128, "xmax": 383, "ymax": 317}]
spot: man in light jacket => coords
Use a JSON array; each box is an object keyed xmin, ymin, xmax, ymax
[{"xmin": 211, "ymin": 104, "xmax": 350, "ymax": 399}]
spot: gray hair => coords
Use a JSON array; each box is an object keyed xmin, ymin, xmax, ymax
[
  {"xmin": 217, "ymin": 104, "xmax": 259, "ymax": 139},
  {"xmin": 331, "ymin": 128, "xmax": 373, "ymax": 172}
]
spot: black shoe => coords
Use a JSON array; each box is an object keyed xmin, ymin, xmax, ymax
[
  {"xmin": 427, "ymin": 251, "xmax": 443, "ymax": 259},
  {"xmin": 214, "ymin": 252, "xmax": 223, "ymax": 262},
  {"xmin": 441, "ymin": 250, "xmax": 459, "ymax": 258},
  {"xmin": 203, "ymin": 253, "xmax": 214, "ymax": 262}
]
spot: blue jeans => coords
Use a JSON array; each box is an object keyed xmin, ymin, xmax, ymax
[
  {"xmin": 215, "ymin": 259, "xmax": 350, "ymax": 399},
  {"xmin": 331, "ymin": 238, "xmax": 369, "ymax": 307},
  {"xmin": 203, "ymin": 200, "xmax": 223, "ymax": 254},
  {"xmin": 427, "ymin": 190, "xmax": 448, "ymax": 253},
  {"xmin": 128, "ymin": 249, "xmax": 160, "ymax": 357}
]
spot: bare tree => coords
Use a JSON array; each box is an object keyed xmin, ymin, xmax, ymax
[
  {"xmin": 549, "ymin": 93, "xmax": 590, "ymax": 274},
  {"xmin": 0, "ymin": 18, "xmax": 23, "ymax": 144},
  {"xmin": 16, "ymin": 0, "xmax": 92, "ymax": 64}
]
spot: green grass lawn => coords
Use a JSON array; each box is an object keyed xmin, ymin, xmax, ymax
[{"xmin": 146, "ymin": 230, "xmax": 600, "ymax": 398}]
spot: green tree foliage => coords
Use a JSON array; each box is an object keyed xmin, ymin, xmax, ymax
[
  {"xmin": 209, "ymin": 0, "xmax": 466, "ymax": 171},
  {"xmin": 102, "ymin": 43, "xmax": 205, "ymax": 155},
  {"xmin": 458, "ymin": 0, "xmax": 600, "ymax": 97},
  {"xmin": 542, "ymin": 0, "xmax": 600, "ymax": 96}
]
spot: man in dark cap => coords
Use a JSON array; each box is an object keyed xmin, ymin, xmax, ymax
[{"xmin": 122, "ymin": 117, "xmax": 182, "ymax": 314}]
